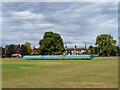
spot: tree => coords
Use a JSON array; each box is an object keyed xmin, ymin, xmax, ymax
[
  {"xmin": 89, "ymin": 45, "xmax": 95, "ymax": 54},
  {"xmin": 6, "ymin": 44, "xmax": 15, "ymax": 57},
  {"xmin": 94, "ymin": 47, "xmax": 100, "ymax": 54},
  {"xmin": 89, "ymin": 45, "xmax": 100, "ymax": 54},
  {"xmin": 20, "ymin": 44, "xmax": 29, "ymax": 56},
  {"xmin": 2, "ymin": 47, "xmax": 5, "ymax": 56},
  {"xmin": 89, "ymin": 45, "xmax": 93, "ymax": 49},
  {"xmin": 109, "ymin": 45, "xmax": 118, "ymax": 56},
  {"xmin": 95, "ymin": 34, "xmax": 117, "ymax": 56},
  {"xmin": 67, "ymin": 50, "xmax": 72, "ymax": 55},
  {"xmin": 84, "ymin": 49, "xmax": 89, "ymax": 54},
  {"xmin": 38, "ymin": 32, "xmax": 65, "ymax": 55},
  {"xmin": 25, "ymin": 42, "xmax": 32, "ymax": 55}
]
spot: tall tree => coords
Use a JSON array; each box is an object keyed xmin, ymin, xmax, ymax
[
  {"xmin": 95, "ymin": 34, "xmax": 117, "ymax": 56},
  {"xmin": 20, "ymin": 44, "xmax": 29, "ymax": 56},
  {"xmin": 38, "ymin": 32, "xmax": 65, "ymax": 55},
  {"xmin": 25, "ymin": 42, "xmax": 32, "ymax": 55},
  {"xmin": 2, "ymin": 47, "xmax": 5, "ymax": 56},
  {"xmin": 6, "ymin": 44, "xmax": 15, "ymax": 57}
]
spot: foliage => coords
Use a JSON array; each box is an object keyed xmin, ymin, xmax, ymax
[
  {"xmin": 20, "ymin": 44, "xmax": 30, "ymax": 56},
  {"xmin": 38, "ymin": 32, "xmax": 65, "ymax": 55},
  {"xmin": 67, "ymin": 50, "xmax": 72, "ymax": 55},
  {"xmin": 89, "ymin": 46, "xmax": 95, "ymax": 54},
  {"xmin": 109, "ymin": 45, "xmax": 118, "ymax": 56},
  {"xmin": 89, "ymin": 45, "xmax": 93, "ymax": 49},
  {"xmin": 84, "ymin": 49, "xmax": 89, "ymax": 54},
  {"xmin": 95, "ymin": 34, "xmax": 117, "ymax": 56},
  {"xmin": 94, "ymin": 47, "xmax": 100, "ymax": 54},
  {"xmin": 2, "ymin": 47, "xmax": 5, "ymax": 56},
  {"xmin": 25, "ymin": 42, "xmax": 32, "ymax": 55},
  {"xmin": 89, "ymin": 45, "xmax": 100, "ymax": 54},
  {"xmin": 6, "ymin": 44, "xmax": 15, "ymax": 57},
  {"xmin": 116, "ymin": 46, "xmax": 120, "ymax": 55}
]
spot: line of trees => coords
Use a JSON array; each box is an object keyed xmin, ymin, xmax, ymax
[{"xmin": 1, "ymin": 32, "xmax": 120, "ymax": 57}]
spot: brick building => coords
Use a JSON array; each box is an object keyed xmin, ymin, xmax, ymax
[
  {"xmin": 5, "ymin": 44, "xmax": 20, "ymax": 55},
  {"xmin": 31, "ymin": 47, "xmax": 39, "ymax": 55},
  {"xmin": 63, "ymin": 44, "xmax": 87, "ymax": 55}
]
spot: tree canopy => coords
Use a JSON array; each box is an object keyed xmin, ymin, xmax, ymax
[
  {"xmin": 20, "ymin": 44, "xmax": 30, "ymax": 56},
  {"xmin": 95, "ymin": 34, "xmax": 117, "ymax": 55},
  {"xmin": 89, "ymin": 45, "xmax": 99, "ymax": 54},
  {"xmin": 38, "ymin": 32, "xmax": 65, "ymax": 55},
  {"xmin": 25, "ymin": 42, "xmax": 32, "ymax": 55},
  {"xmin": 6, "ymin": 44, "xmax": 15, "ymax": 57}
]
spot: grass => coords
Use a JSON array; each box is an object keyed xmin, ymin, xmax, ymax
[{"xmin": 2, "ymin": 57, "xmax": 118, "ymax": 88}]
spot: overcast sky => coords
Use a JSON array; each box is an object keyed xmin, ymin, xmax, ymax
[{"xmin": 2, "ymin": 2, "xmax": 118, "ymax": 48}]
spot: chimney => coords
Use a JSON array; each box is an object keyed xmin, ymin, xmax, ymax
[
  {"xmin": 85, "ymin": 44, "xmax": 87, "ymax": 50},
  {"xmin": 75, "ymin": 45, "xmax": 77, "ymax": 49}
]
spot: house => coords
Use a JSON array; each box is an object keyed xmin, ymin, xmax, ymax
[
  {"xmin": 31, "ymin": 47, "xmax": 39, "ymax": 55},
  {"xmin": 63, "ymin": 44, "xmax": 87, "ymax": 55},
  {"xmin": 5, "ymin": 44, "xmax": 20, "ymax": 55}
]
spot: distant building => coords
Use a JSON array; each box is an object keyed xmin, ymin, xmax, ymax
[
  {"xmin": 5, "ymin": 44, "xmax": 20, "ymax": 55},
  {"xmin": 63, "ymin": 44, "xmax": 87, "ymax": 55},
  {"xmin": 31, "ymin": 47, "xmax": 39, "ymax": 55}
]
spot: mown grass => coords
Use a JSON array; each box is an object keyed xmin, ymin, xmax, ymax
[{"xmin": 2, "ymin": 57, "xmax": 118, "ymax": 88}]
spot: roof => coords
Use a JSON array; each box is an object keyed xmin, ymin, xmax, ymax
[
  {"xmin": 5, "ymin": 44, "xmax": 20, "ymax": 50},
  {"xmin": 14, "ymin": 45, "xmax": 19, "ymax": 50},
  {"xmin": 66, "ymin": 48, "xmax": 86, "ymax": 51},
  {"xmin": 33, "ymin": 48, "xmax": 39, "ymax": 51}
]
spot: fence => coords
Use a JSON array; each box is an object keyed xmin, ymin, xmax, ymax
[{"xmin": 22, "ymin": 55, "xmax": 94, "ymax": 60}]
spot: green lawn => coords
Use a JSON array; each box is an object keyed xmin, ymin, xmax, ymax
[{"xmin": 2, "ymin": 57, "xmax": 118, "ymax": 88}]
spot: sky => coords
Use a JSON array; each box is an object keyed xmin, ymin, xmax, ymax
[{"xmin": 2, "ymin": 2, "xmax": 118, "ymax": 48}]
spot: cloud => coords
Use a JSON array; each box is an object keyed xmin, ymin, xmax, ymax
[
  {"xmin": 2, "ymin": 2, "xmax": 118, "ymax": 48},
  {"xmin": 13, "ymin": 11, "xmax": 44, "ymax": 19}
]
